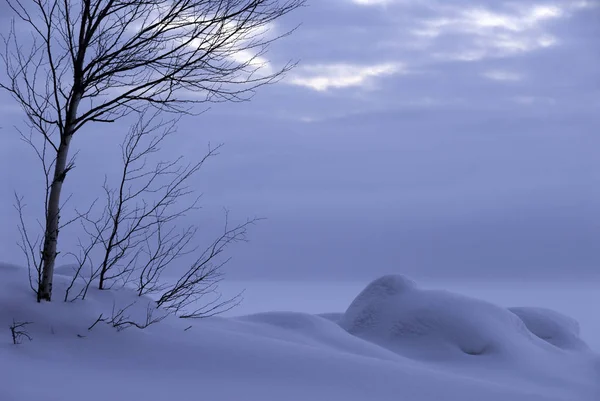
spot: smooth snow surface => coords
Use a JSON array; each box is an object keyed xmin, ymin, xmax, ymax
[{"xmin": 1, "ymin": 266, "xmax": 598, "ymax": 401}]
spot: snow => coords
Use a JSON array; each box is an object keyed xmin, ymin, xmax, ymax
[
  {"xmin": 1, "ymin": 265, "xmax": 598, "ymax": 401},
  {"xmin": 339, "ymin": 274, "xmax": 532, "ymax": 360},
  {"xmin": 219, "ymin": 279, "xmax": 600, "ymax": 350},
  {"xmin": 509, "ymin": 306, "xmax": 590, "ymax": 351}
]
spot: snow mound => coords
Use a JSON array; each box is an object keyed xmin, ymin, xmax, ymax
[
  {"xmin": 510, "ymin": 307, "xmax": 589, "ymax": 351},
  {"xmin": 233, "ymin": 311, "xmax": 403, "ymax": 361},
  {"xmin": 317, "ymin": 312, "xmax": 344, "ymax": 323},
  {"xmin": 339, "ymin": 275, "xmax": 590, "ymax": 362},
  {"xmin": 0, "ymin": 264, "xmax": 168, "ymax": 341}
]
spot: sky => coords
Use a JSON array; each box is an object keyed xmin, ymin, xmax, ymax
[{"xmin": 0, "ymin": 0, "xmax": 599, "ymax": 281}]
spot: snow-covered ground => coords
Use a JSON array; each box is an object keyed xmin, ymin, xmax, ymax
[{"xmin": 1, "ymin": 264, "xmax": 598, "ymax": 401}]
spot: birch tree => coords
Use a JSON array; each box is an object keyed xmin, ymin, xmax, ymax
[{"xmin": 1, "ymin": 0, "xmax": 303, "ymax": 301}]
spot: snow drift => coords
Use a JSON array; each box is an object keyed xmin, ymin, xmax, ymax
[
  {"xmin": 337, "ymin": 275, "xmax": 599, "ymax": 395},
  {"xmin": 1, "ymin": 266, "xmax": 598, "ymax": 401},
  {"xmin": 509, "ymin": 306, "xmax": 590, "ymax": 351},
  {"xmin": 338, "ymin": 275, "xmax": 589, "ymax": 359}
]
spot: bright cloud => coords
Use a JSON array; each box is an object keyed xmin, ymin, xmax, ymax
[
  {"xmin": 287, "ymin": 63, "xmax": 403, "ymax": 91},
  {"xmin": 185, "ymin": 20, "xmax": 275, "ymax": 76},
  {"xmin": 229, "ymin": 49, "xmax": 273, "ymax": 76},
  {"xmin": 463, "ymin": 5, "xmax": 562, "ymax": 31},
  {"xmin": 412, "ymin": 3, "xmax": 566, "ymax": 61}
]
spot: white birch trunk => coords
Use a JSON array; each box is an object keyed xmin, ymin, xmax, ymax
[{"xmin": 37, "ymin": 96, "xmax": 80, "ymax": 301}]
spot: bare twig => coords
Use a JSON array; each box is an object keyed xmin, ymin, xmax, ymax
[
  {"xmin": 69, "ymin": 110, "xmax": 252, "ymax": 318},
  {"xmin": 14, "ymin": 194, "xmax": 42, "ymax": 294},
  {"xmin": 87, "ymin": 301, "xmax": 166, "ymax": 332},
  {"xmin": 156, "ymin": 211, "xmax": 256, "ymax": 318},
  {"xmin": 9, "ymin": 320, "xmax": 33, "ymax": 344}
]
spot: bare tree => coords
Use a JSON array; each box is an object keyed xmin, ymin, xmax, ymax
[
  {"xmin": 63, "ymin": 110, "xmax": 198, "ymax": 302},
  {"xmin": 62, "ymin": 110, "xmax": 254, "ymax": 318},
  {"xmin": 1, "ymin": 0, "xmax": 304, "ymax": 301}
]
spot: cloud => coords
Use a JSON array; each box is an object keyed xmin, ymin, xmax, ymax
[
  {"xmin": 465, "ymin": 5, "xmax": 563, "ymax": 31},
  {"xmin": 351, "ymin": 0, "xmax": 425, "ymax": 5},
  {"xmin": 229, "ymin": 49, "xmax": 274, "ymax": 76},
  {"xmin": 512, "ymin": 95, "xmax": 556, "ymax": 105},
  {"xmin": 185, "ymin": 20, "xmax": 276, "ymax": 78},
  {"xmin": 482, "ymin": 70, "xmax": 523, "ymax": 81},
  {"xmin": 412, "ymin": 5, "xmax": 562, "ymax": 37},
  {"xmin": 570, "ymin": 0, "xmax": 600, "ymax": 9},
  {"xmin": 286, "ymin": 62, "xmax": 404, "ymax": 91},
  {"xmin": 352, "ymin": 0, "xmax": 392, "ymax": 4},
  {"xmin": 411, "ymin": 3, "xmax": 567, "ymax": 61}
]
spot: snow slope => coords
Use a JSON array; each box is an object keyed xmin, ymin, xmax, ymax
[{"xmin": 1, "ymin": 265, "xmax": 598, "ymax": 401}]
